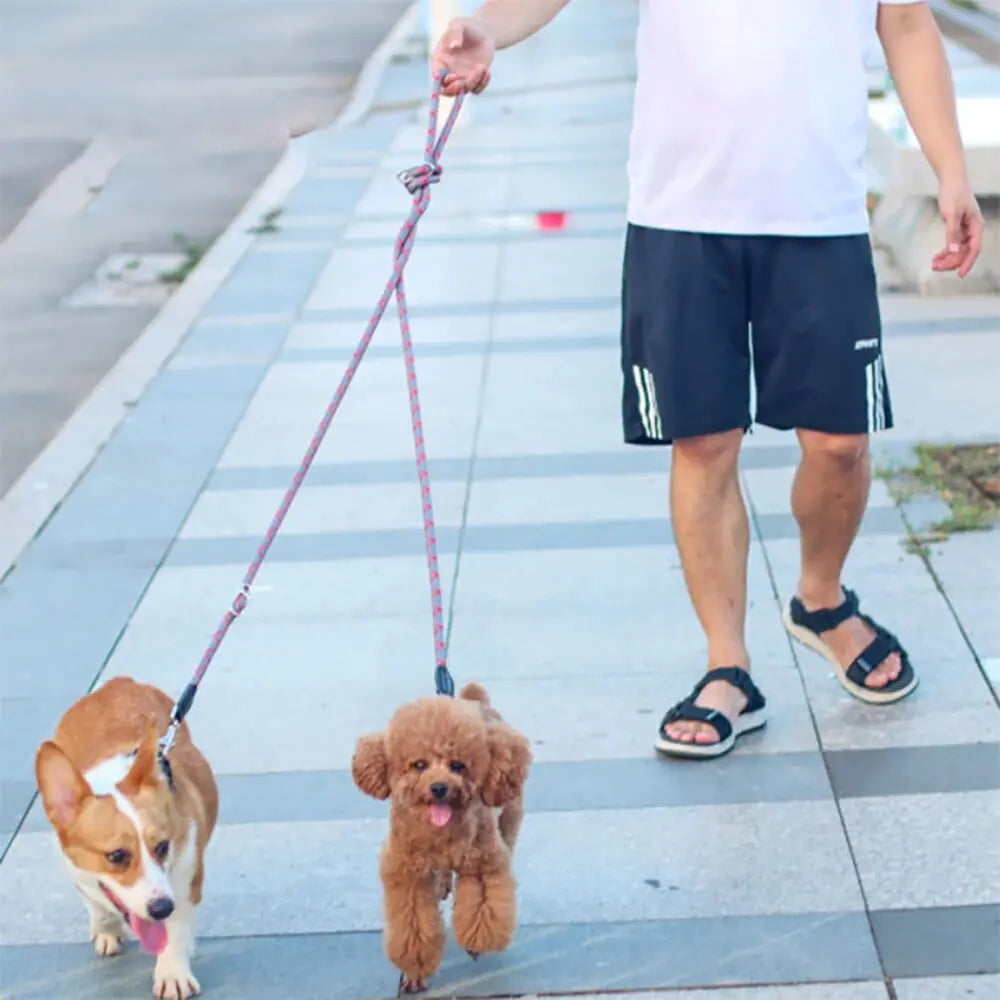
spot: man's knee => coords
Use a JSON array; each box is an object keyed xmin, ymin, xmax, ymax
[
  {"xmin": 673, "ymin": 428, "xmax": 743, "ymax": 470},
  {"xmin": 798, "ymin": 429, "xmax": 869, "ymax": 470}
]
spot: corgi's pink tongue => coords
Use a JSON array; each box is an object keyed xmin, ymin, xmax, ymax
[
  {"xmin": 429, "ymin": 803, "xmax": 453, "ymax": 827},
  {"xmin": 130, "ymin": 914, "xmax": 168, "ymax": 956}
]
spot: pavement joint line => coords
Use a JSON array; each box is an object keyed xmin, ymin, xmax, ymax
[{"xmin": 0, "ymin": 0, "xmax": 422, "ymax": 585}]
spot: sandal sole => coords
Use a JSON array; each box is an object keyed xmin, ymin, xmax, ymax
[
  {"xmin": 782, "ymin": 610, "xmax": 919, "ymax": 705},
  {"xmin": 654, "ymin": 707, "xmax": 768, "ymax": 760}
]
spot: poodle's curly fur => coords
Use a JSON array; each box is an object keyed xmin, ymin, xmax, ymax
[{"xmin": 352, "ymin": 682, "xmax": 532, "ymax": 993}]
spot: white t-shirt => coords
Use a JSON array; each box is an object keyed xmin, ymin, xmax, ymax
[{"xmin": 626, "ymin": 0, "xmax": 917, "ymax": 236}]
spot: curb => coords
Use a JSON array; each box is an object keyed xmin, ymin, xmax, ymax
[{"xmin": 0, "ymin": 1, "xmax": 421, "ymax": 583}]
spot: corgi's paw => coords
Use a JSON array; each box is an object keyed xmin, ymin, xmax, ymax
[
  {"xmin": 92, "ymin": 929, "xmax": 125, "ymax": 957},
  {"xmin": 153, "ymin": 959, "xmax": 200, "ymax": 999}
]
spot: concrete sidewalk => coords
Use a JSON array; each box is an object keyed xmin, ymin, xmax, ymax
[{"xmin": 1, "ymin": 2, "xmax": 998, "ymax": 998}]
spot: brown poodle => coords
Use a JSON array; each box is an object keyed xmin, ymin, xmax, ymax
[{"xmin": 352, "ymin": 682, "xmax": 532, "ymax": 994}]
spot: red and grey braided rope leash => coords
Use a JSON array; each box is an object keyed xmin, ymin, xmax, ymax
[{"xmin": 159, "ymin": 74, "xmax": 464, "ymax": 766}]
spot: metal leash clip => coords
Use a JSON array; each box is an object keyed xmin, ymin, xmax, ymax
[{"xmin": 397, "ymin": 162, "xmax": 442, "ymax": 195}]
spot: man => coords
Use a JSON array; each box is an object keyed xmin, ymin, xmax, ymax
[{"xmin": 433, "ymin": 1, "xmax": 983, "ymax": 758}]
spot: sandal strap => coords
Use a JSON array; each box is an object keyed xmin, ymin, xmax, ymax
[
  {"xmin": 789, "ymin": 587, "xmax": 859, "ymax": 635},
  {"xmin": 844, "ymin": 627, "xmax": 910, "ymax": 688},
  {"xmin": 693, "ymin": 666, "xmax": 766, "ymax": 713},
  {"xmin": 660, "ymin": 701, "xmax": 733, "ymax": 744}
]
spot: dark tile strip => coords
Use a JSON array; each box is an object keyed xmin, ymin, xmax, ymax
[
  {"xmin": 302, "ymin": 297, "xmax": 622, "ymax": 321},
  {"xmin": 156, "ymin": 507, "xmax": 904, "ymax": 567},
  {"xmin": 825, "ymin": 743, "xmax": 1000, "ymax": 799},
  {"xmin": 872, "ymin": 904, "xmax": 1000, "ymax": 977},
  {"xmin": 300, "ymin": 300, "xmax": 1000, "ymax": 335},
  {"xmin": 18, "ymin": 743, "xmax": 997, "ymax": 835},
  {"xmin": 0, "ymin": 911, "xmax": 882, "ymax": 999},
  {"xmin": 16, "ymin": 751, "xmax": 829, "ymax": 832},
  {"xmin": 204, "ymin": 442, "xmax": 914, "ymax": 491},
  {"xmin": 279, "ymin": 334, "xmax": 614, "ymax": 363}
]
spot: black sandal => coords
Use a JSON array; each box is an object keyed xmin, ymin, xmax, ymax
[
  {"xmin": 783, "ymin": 587, "xmax": 918, "ymax": 705},
  {"xmin": 655, "ymin": 666, "xmax": 767, "ymax": 760}
]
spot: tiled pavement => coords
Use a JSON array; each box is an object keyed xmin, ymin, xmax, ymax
[{"xmin": 1, "ymin": 2, "xmax": 999, "ymax": 998}]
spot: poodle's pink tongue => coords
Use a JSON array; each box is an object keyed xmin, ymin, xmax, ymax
[
  {"xmin": 429, "ymin": 803, "xmax": 453, "ymax": 827},
  {"xmin": 130, "ymin": 914, "xmax": 168, "ymax": 956}
]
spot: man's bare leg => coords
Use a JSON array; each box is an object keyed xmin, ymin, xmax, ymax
[
  {"xmin": 663, "ymin": 428, "xmax": 751, "ymax": 745},
  {"xmin": 792, "ymin": 430, "xmax": 900, "ymax": 688}
]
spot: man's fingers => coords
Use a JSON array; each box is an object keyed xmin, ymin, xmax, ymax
[
  {"xmin": 471, "ymin": 67, "xmax": 490, "ymax": 94},
  {"xmin": 446, "ymin": 24, "xmax": 465, "ymax": 51},
  {"xmin": 958, "ymin": 214, "xmax": 984, "ymax": 279},
  {"xmin": 943, "ymin": 212, "xmax": 962, "ymax": 255}
]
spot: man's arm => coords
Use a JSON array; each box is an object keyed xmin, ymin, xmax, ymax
[
  {"xmin": 877, "ymin": 1, "xmax": 983, "ymax": 276},
  {"xmin": 432, "ymin": 0, "xmax": 571, "ymax": 95},
  {"xmin": 470, "ymin": 0, "xmax": 571, "ymax": 50}
]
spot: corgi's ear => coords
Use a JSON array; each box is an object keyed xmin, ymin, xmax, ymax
[
  {"xmin": 120, "ymin": 721, "xmax": 162, "ymax": 796},
  {"xmin": 351, "ymin": 733, "xmax": 391, "ymax": 800},
  {"xmin": 35, "ymin": 742, "xmax": 92, "ymax": 833},
  {"xmin": 481, "ymin": 721, "xmax": 532, "ymax": 808}
]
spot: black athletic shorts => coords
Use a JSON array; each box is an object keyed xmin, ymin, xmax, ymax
[{"xmin": 620, "ymin": 225, "xmax": 893, "ymax": 445}]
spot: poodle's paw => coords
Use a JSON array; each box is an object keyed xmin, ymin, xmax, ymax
[
  {"xmin": 456, "ymin": 921, "xmax": 513, "ymax": 955},
  {"xmin": 398, "ymin": 973, "xmax": 428, "ymax": 995},
  {"xmin": 453, "ymin": 874, "xmax": 516, "ymax": 956}
]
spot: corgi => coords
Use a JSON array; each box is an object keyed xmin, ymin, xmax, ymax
[{"xmin": 35, "ymin": 676, "xmax": 218, "ymax": 999}]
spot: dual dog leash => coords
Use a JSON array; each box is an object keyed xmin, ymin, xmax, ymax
[{"xmin": 158, "ymin": 74, "xmax": 464, "ymax": 768}]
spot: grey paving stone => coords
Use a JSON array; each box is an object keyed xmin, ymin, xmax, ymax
[
  {"xmin": 162, "ymin": 507, "xmax": 909, "ymax": 568},
  {"xmin": 898, "ymin": 493, "xmax": 955, "ymax": 535},
  {"xmin": 872, "ymin": 904, "xmax": 1000, "ymax": 977},
  {"xmin": 886, "ymin": 333, "xmax": 1000, "ymax": 443},
  {"xmin": 301, "ymin": 296, "xmax": 621, "ymax": 323},
  {"xmin": 281, "ymin": 332, "xmax": 624, "ymax": 362},
  {"xmin": 926, "ymin": 534, "xmax": 1000, "ymax": 599},
  {"xmin": 354, "ymin": 164, "xmax": 515, "ymax": 218},
  {"xmin": 771, "ymin": 569, "xmax": 1000, "ymax": 751},
  {"xmin": 943, "ymin": 585, "xmax": 1000, "ymax": 663},
  {"xmin": 498, "ymin": 235, "xmax": 623, "ymax": 303},
  {"xmin": 32, "ymin": 365, "xmax": 268, "ymax": 547},
  {"xmin": 883, "ymin": 317, "xmax": 1000, "ymax": 336},
  {"xmin": 0, "ymin": 910, "xmax": 884, "ymax": 999},
  {"xmin": 840, "ymin": 791, "xmax": 1000, "ymax": 910},
  {"xmin": 744, "ymin": 464, "xmax": 895, "ymax": 517},
  {"xmin": 286, "ymin": 312, "xmax": 494, "ymax": 350},
  {"xmin": 893, "ymin": 974, "xmax": 1000, "ymax": 999},
  {"xmin": 585, "ymin": 990, "xmax": 888, "ymax": 1000},
  {"xmin": 305, "ymin": 241, "xmax": 501, "ymax": 313},
  {"xmin": 201, "ymin": 246, "xmax": 331, "ymax": 319},
  {"xmin": 203, "ymin": 443, "xmax": 818, "ymax": 490},
  {"xmin": 173, "ymin": 318, "xmax": 292, "ymax": 360},
  {"xmin": 2, "ymin": 798, "xmax": 863, "ymax": 942},
  {"xmin": 763, "ymin": 536, "xmax": 940, "ymax": 596},
  {"xmin": 0, "ymin": 563, "xmax": 156, "ymax": 701},
  {"xmin": 280, "ymin": 175, "xmax": 375, "ymax": 217},
  {"xmin": 0, "ymin": 777, "xmax": 33, "ymax": 843},
  {"xmin": 178, "ymin": 479, "xmax": 470, "ymax": 539},
  {"xmin": 218, "ymin": 408, "xmax": 480, "ymax": 466},
  {"xmin": 825, "ymin": 744, "xmax": 1000, "ymax": 798},
  {"xmin": 15, "ymin": 751, "xmax": 831, "ymax": 836}
]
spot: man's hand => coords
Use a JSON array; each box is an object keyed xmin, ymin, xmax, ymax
[
  {"xmin": 934, "ymin": 174, "xmax": 983, "ymax": 278},
  {"xmin": 431, "ymin": 17, "xmax": 496, "ymax": 96}
]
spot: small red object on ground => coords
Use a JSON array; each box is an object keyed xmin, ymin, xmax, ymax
[{"xmin": 536, "ymin": 210, "xmax": 569, "ymax": 232}]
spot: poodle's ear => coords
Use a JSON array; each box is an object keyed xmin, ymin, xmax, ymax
[
  {"xmin": 351, "ymin": 732, "xmax": 391, "ymax": 800},
  {"xmin": 481, "ymin": 721, "xmax": 532, "ymax": 808}
]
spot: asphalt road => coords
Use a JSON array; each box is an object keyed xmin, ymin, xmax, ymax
[{"xmin": 0, "ymin": 0, "xmax": 410, "ymax": 498}]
